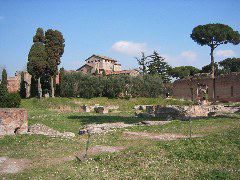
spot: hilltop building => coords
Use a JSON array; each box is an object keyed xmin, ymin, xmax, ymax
[{"xmin": 76, "ymin": 54, "xmax": 139, "ymax": 76}]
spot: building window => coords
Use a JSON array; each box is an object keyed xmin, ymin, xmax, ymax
[{"xmin": 231, "ymin": 86, "xmax": 234, "ymax": 97}]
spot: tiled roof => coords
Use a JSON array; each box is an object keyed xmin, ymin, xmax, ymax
[{"xmin": 76, "ymin": 63, "xmax": 94, "ymax": 71}]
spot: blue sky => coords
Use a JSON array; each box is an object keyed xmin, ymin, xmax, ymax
[{"xmin": 0, "ymin": 0, "xmax": 239, "ymax": 76}]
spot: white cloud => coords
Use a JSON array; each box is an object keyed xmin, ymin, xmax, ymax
[
  {"xmin": 216, "ymin": 50, "xmax": 235, "ymax": 57},
  {"xmin": 111, "ymin": 41, "xmax": 150, "ymax": 56},
  {"xmin": 180, "ymin": 51, "xmax": 197, "ymax": 60},
  {"xmin": 163, "ymin": 51, "xmax": 198, "ymax": 67}
]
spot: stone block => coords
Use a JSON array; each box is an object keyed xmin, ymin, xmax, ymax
[
  {"xmin": 0, "ymin": 108, "xmax": 28, "ymax": 136},
  {"xmin": 95, "ymin": 106, "xmax": 109, "ymax": 114},
  {"xmin": 82, "ymin": 105, "xmax": 94, "ymax": 113}
]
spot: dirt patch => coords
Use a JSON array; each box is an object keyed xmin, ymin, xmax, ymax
[
  {"xmin": 75, "ymin": 145, "xmax": 125, "ymax": 161},
  {"xmin": 28, "ymin": 124, "xmax": 75, "ymax": 138},
  {"xmin": 123, "ymin": 131, "xmax": 203, "ymax": 140},
  {"xmin": 139, "ymin": 121, "xmax": 170, "ymax": 126},
  {"xmin": 87, "ymin": 145, "xmax": 125, "ymax": 154},
  {"xmin": 0, "ymin": 157, "xmax": 31, "ymax": 174}
]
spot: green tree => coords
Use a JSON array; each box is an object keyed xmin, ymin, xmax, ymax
[
  {"xmin": 1, "ymin": 68, "xmax": 7, "ymax": 91},
  {"xmin": 191, "ymin": 23, "xmax": 240, "ymax": 99},
  {"xmin": 19, "ymin": 72, "xmax": 26, "ymax": 98},
  {"xmin": 148, "ymin": 51, "xmax": 171, "ymax": 83},
  {"xmin": 171, "ymin": 66, "xmax": 200, "ymax": 79},
  {"xmin": 219, "ymin": 57, "xmax": 240, "ymax": 74},
  {"xmin": 136, "ymin": 52, "xmax": 148, "ymax": 75},
  {"xmin": 201, "ymin": 63, "xmax": 219, "ymax": 75},
  {"xmin": 27, "ymin": 42, "xmax": 47, "ymax": 98},
  {"xmin": 33, "ymin": 28, "xmax": 45, "ymax": 43},
  {"xmin": 45, "ymin": 29, "xmax": 65, "ymax": 97}
]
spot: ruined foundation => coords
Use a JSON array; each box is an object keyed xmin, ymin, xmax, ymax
[{"xmin": 0, "ymin": 108, "xmax": 28, "ymax": 136}]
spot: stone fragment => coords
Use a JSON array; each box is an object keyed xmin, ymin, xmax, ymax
[
  {"xmin": 82, "ymin": 105, "xmax": 93, "ymax": 113},
  {"xmin": 140, "ymin": 121, "xmax": 170, "ymax": 126},
  {"xmin": 28, "ymin": 124, "xmax": 75, "ymax": 138},
  {"xmin": 95, "ymin": 106, "xmax": 109, "ymax": 114},
  {"xmin": 79, "ymin": 122, "xmax": 134, "ymax": 134},
  {"xmin": 134, "ymin": 105, "xmax": 149, "ymax": 110}
]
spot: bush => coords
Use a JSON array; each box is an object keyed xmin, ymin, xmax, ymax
[
  {"xmin": 60, "ymin": 72, "xmax": 163, "ymax": 98},
  {"xmin": 0, "ymin": 85, "xmax": 21, "ymax": 108}
]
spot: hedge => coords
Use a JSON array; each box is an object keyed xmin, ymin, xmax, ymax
[{"xmin": 60, "ymin": 72, "xmax": 163, "ymax": 98}]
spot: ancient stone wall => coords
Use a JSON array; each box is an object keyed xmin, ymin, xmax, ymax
[
  {"xmin": 7, "ymin": 77, "xmax": 20, "ymax": 93},
  {"xmin": 7, "ymin": 71, "xmax": 59, "ymax": 95},
  {"xmin": 0, "ymin": 108, "xmax": 28, "ymax": 136},
  {"xmin": 173, "ymin": 73, "xmax": 240, "ymax": 102}
]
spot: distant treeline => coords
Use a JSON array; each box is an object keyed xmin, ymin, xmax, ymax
[{"xmin": 60, "ymin": 72, "xmax": 163, "ymax": 98}]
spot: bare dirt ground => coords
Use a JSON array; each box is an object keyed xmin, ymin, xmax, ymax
[
  {"xmin": 0, "ymin": 157, "xmax": 31, "ymax": 174},
  {"xmin": 0, "ymin": 145, "xmax": 125, "ymax": 174},
  {"xmin": 123, "ymin": 131, "xmax": 203, "ymax": 140}
]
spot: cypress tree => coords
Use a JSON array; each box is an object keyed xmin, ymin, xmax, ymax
[
  {"xmin": 1, "ymin": 68, "xmax": 7, "ymax": 91},
  {"xmin": 19, "ymin": 72, "xmax": 26, "ymax": 98},
  {"xmin": 45, "ymin": 29, "xmax": 65, "ymax": 97}
]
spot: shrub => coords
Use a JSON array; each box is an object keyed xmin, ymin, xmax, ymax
[
  {"xmin": 5, "ymin": 93, "xmax": 21, "ymax": 108},
  {"xmin": 0, "ymin": 85, "xmax": 21, "ymax": 108}
]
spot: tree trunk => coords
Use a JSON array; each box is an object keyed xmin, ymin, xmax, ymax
[
  {"xmin": 210, "ymin": 47, "xmax": 215, "ymax": 100},
  {"xmin": 37, "ymin": 77, "xmax": 42, "ymax": 98},
  {"xmin": 51, "ymin": 76, "xmax": 55, "ymax": 98}
]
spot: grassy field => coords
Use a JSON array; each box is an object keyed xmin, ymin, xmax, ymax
[{"xmin": 0, "ymin": 97, "xmax": 240, "ymax": 179}]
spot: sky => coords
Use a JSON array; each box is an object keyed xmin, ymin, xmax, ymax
[{"xmin": 0, "ymin": 0, "xmax": 240, "ymax": 76}]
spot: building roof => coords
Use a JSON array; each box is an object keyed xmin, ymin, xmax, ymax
[
  {"xmin": 85, "ymin": 54, "xmax": 117, "ymax": 62},
  {"xmin": 76, "ymin": 63, "xmax": 94, "ymax": 71}
]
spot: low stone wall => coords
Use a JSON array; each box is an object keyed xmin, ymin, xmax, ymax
[
  {"xmin": 142, "ymin": 105, "xmax": 239, "ymax": 120},
  {"xmin": 0, "ymin": 108, "xmax": 28, "ymax": 136}
]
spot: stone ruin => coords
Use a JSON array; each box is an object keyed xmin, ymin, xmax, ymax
[
  {"xmin": 0, "ymin": 109, "xmax": 28, "ymax": 136},
  {"xmin": 136, "ymin": 104, "xmax": 240, "ymax": 120},
  {"xmin": 81, "ymin": 105, "xmax": 119, "ymax": 114},
  {"xmin": 0, "ymin": 109, "xmax": 75, "ymax": 138},
  {"xmin": 28, "ymin": 124, "xmax": 75, "ymax": 138}
]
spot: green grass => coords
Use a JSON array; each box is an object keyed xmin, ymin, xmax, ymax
[{"xmin": 1, "ymin": 97, "xmax": 240, "ymax": 179}]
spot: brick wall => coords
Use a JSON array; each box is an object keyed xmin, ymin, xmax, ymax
[
  {"xmin": 173, "ymin": 73, "xmax": 240, "ymax": 102},
  {"xmin": 7, "ymin": 76, "xmax": 21, "ymax": 93},
  {"xmin": 0, "ymin": 108, "xmax": 28, "ymax": 136}
]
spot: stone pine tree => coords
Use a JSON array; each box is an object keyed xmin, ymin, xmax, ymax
[
  {"xmin": 136, "ymin": 52, "xmax": 148, "ymax": 75},
  {"xmin": 190, "ymin": 23, "xmax": 240, "ymax": 99},
  {"xmin": 219, "ymin": 58, "xmax": 240, "ymax": 74},
  {"xmin": 45, "ymin": 29, "xmax": 65, "ymax": 97},
  {"xmin": 1, "ymin": 68, "xmax": 8, "ymax": 91},
  {"xmin": 27, "ymin": 28, "xmax": 48, "ymax": 98},
  {"xmin": 148, "ymin": 51, "xmax": 171, "ymax": 83},
  {"xmin": 170, "ymin": 66, "xmax": 200, "ymax": 79}
]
